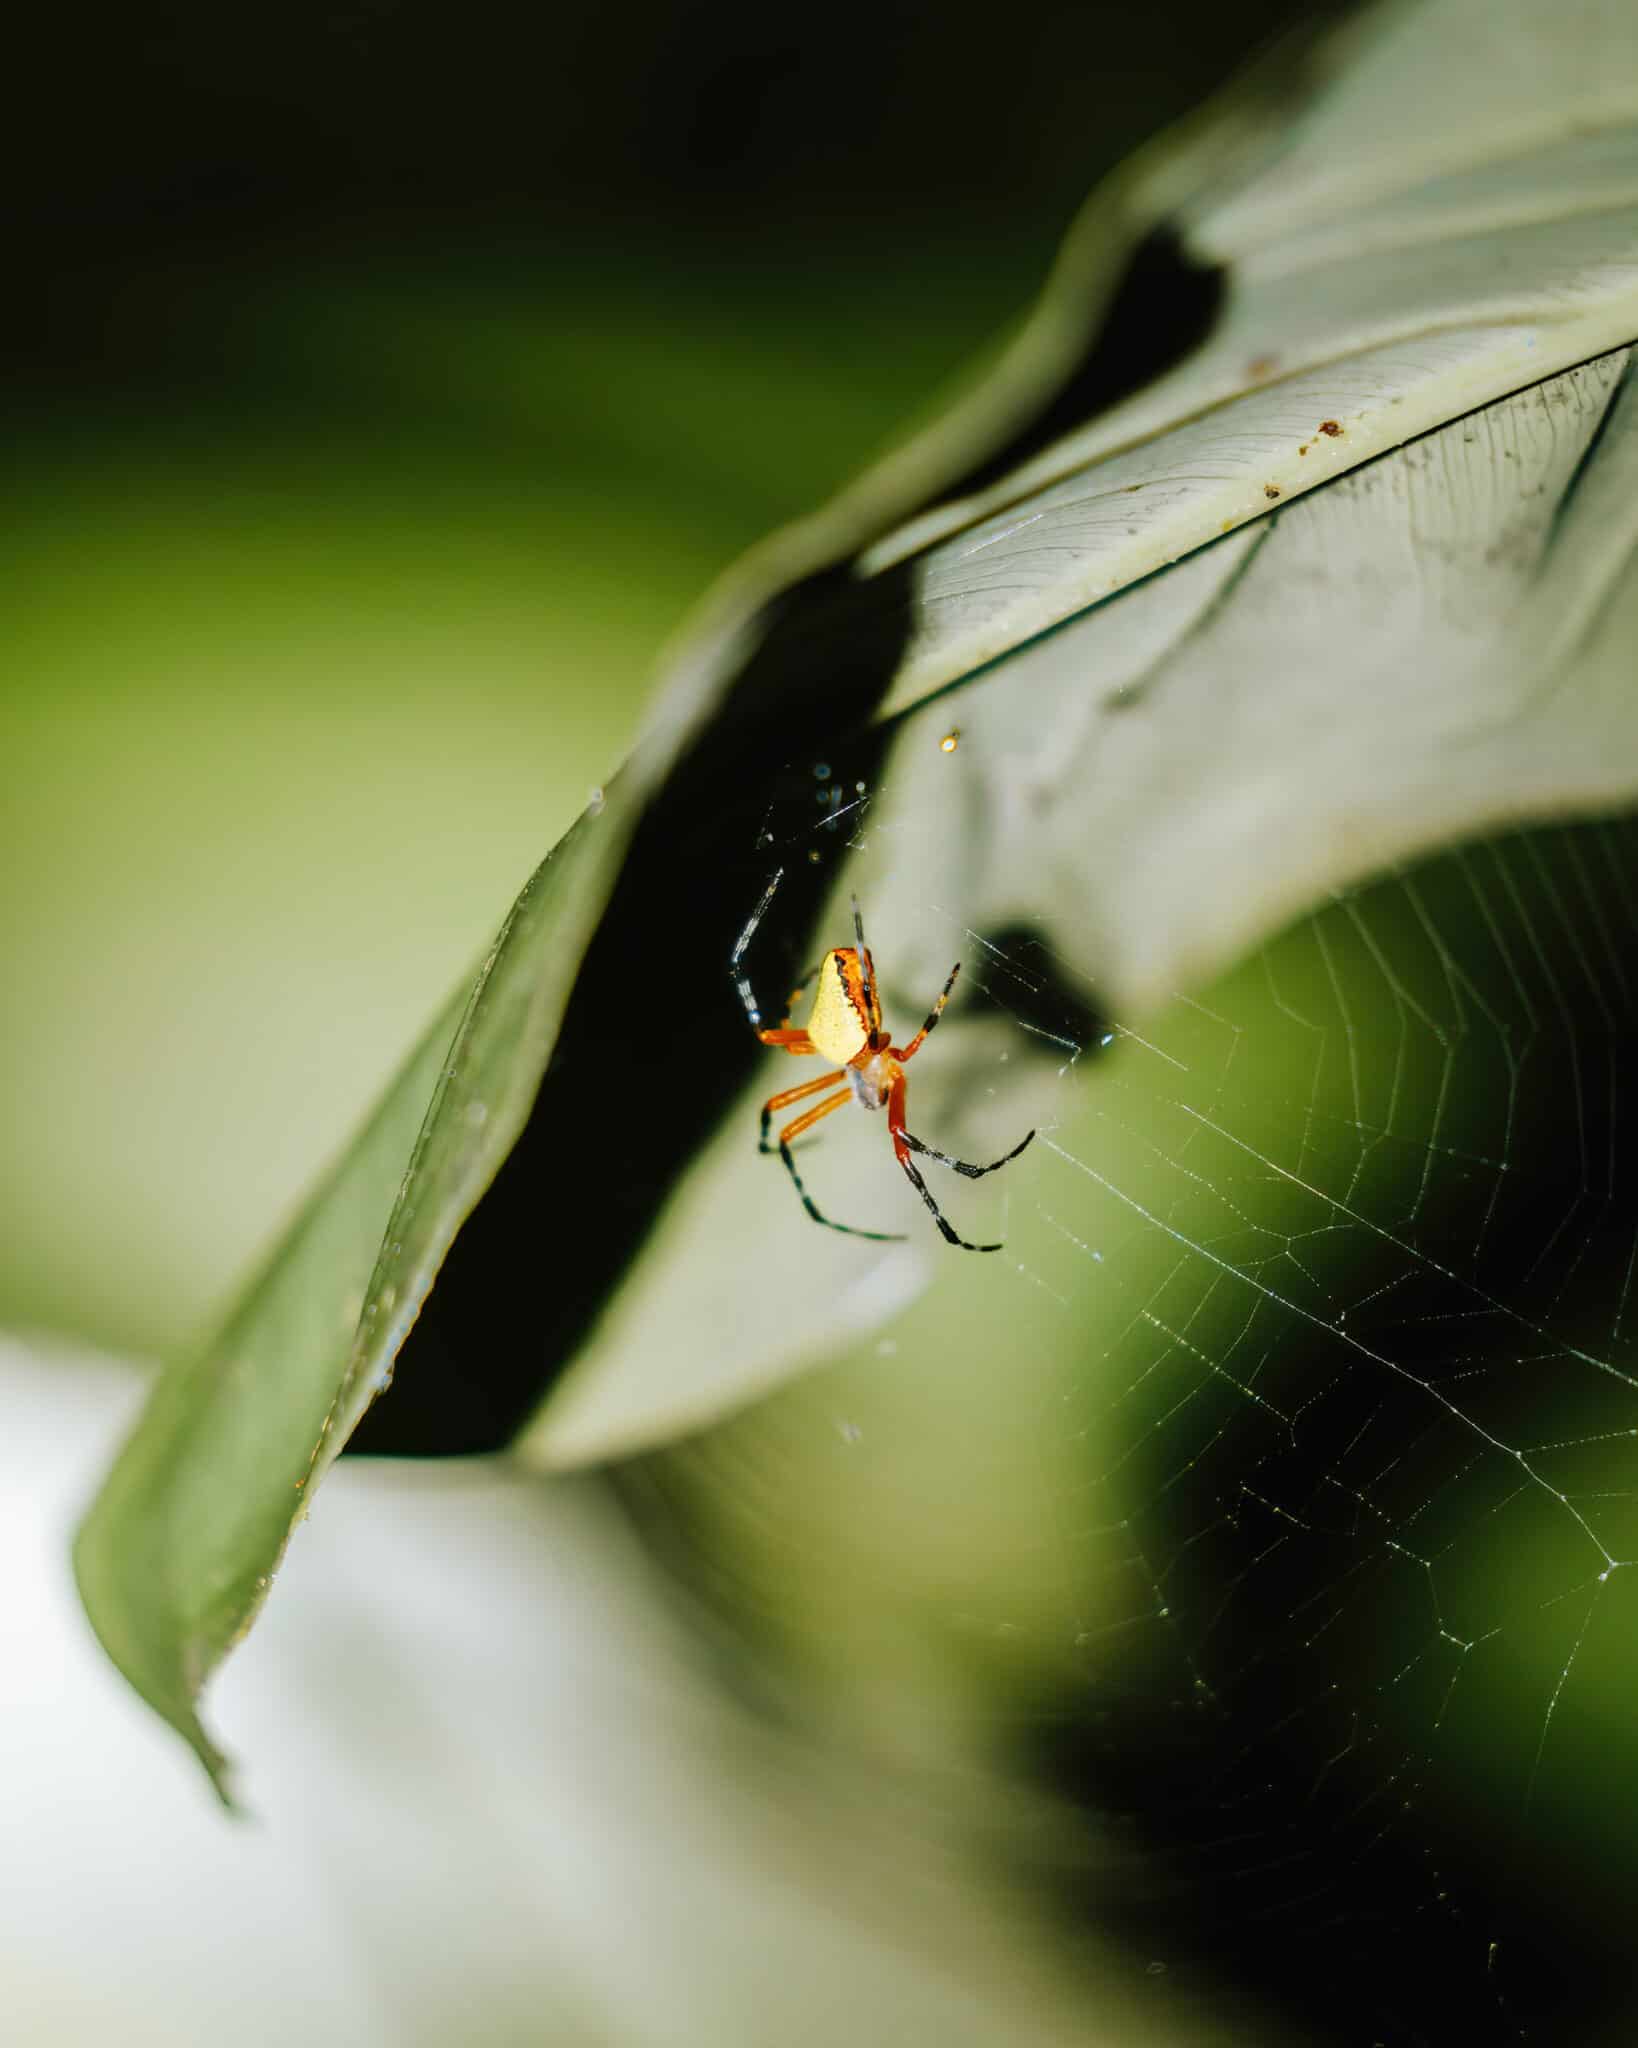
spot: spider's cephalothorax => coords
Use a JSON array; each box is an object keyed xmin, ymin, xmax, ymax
[{"xmin": 729, "ymin": 872, "xmax": 1035, "ymax": 1251}]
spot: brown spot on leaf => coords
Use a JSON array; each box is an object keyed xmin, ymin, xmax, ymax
[
  {"xmin": 1247, "ymin": 354, "xmax": 1279, "ymax": 378},
  {"xmin": 1318, "ymin": 419, "xmax": 1343, "ymax": 437},
  {"xmin": 1264, "ymin": 484, "xmax": 1281, "ymax": 499}
]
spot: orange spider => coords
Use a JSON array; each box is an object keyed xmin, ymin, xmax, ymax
[{"xmin": 731, "ymin": 871, "xmax": 1035, "ymax": 1251}]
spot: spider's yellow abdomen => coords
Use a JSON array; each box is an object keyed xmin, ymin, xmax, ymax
[{"xmin": 807, "ymin": 948, "xmax": 873, "ymax": 1065}]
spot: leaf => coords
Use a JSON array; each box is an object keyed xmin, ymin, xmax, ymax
[
  {"xmin": 75, "ymin": 0, "xmax": 1638, "ymax": 1784},
  {"xmin": 74, "ymin": 803, "xmax": 628, "ymax": 1793},
  {"xmin": 73, "ymin": 0, "xmax": 1321, "ymax": 1786},
  {"xmin": 521, "ymin": 0, "xmax": 1638, "ymax": 1465},
  {"xmin": 524, "ymin": 348, "xmax": 1638, "ymax": 1467}
]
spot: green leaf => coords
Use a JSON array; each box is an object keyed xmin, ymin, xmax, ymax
[
  {"xmin": 74, "ymin": 803, "xmax": 626, "ymax": 1794},
  {"xmin": 73, "ymin": 0, "xmax": 1330, "ymax": 1788},
  {"xmin": 75, "ymin": 0, "xmax": 1638, "ymax": 1788},
  {"xmin": 521, "ymin": 0, "xmax": 1638, "ymax": 1465}
]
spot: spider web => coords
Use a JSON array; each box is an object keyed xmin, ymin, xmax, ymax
[
  {"xmin": 999, "ymin": 814, "xmax": 1638, "ymax": 2045},
  {"xmin": 623, "ymin": 777, "xmax": 1638, "ymax": 2046}
]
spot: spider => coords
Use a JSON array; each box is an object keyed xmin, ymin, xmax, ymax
[{"xmin": 730, "ymin": 870, "xmax": 1035, "ymax": 1251}]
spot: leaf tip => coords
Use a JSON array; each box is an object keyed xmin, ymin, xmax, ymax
[{"xmin": 71, "ymin": 1502, "xmax": 245, "ymax": 1812}]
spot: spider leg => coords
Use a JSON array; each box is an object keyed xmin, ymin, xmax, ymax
[
  {"xmin": 851, "ymin": 894, "xmax": 881, "ymax": 1035},
  {"xmin": 777, "ymin": 1088, "xmax": 906, "ymax": 1243},
  {"xmin": 731, "ymin": 870, "xmax": 827, "ymax": 1046},
  {"xmin": 887, "ymin": 1074, "xmax": 1029, "ymax": 1252},
  {"xmin": 730, "ymin": 867, "xmax": 786, "ymax": 1032},
  {"xmin": 759, "ymin": 1071, "xmax": 841, "ymax": 1152},
  {"xmin": 753, "ymin": 957, "xmax": 826, "ymax": 1047},
  {"xmin": 890, "ymin": 961, "xmax": 961, "ymax": 1063},
  {"xmin": 893, "ymin": 1148, "xmax": 1002, "ymax": 1253},
  {"xmin": 901, "ymin": 1125, "xmax": 1037, "ymax": 1179}
]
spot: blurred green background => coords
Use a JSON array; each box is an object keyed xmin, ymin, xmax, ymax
[{"xmin": 1, "ymin": 0, "xmax": 1339, "ymax": 1361}]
